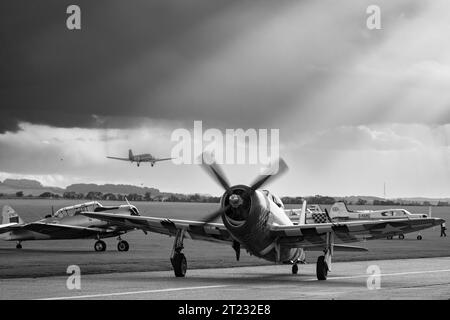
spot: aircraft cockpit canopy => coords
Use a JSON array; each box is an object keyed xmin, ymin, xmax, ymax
[
  {"xmin": 262, "ymin": 190, "xmax": 285, "ymax": 209},
  {"xmin": 53, "ymin": 201, "xmax": 101, "ymax": 218}
]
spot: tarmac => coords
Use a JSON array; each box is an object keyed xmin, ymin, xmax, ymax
[{"xmin": 1, "ymin": 256, "xmax": 450, "ymax": 300}]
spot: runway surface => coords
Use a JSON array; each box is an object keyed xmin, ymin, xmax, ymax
[{"xmin": 1, "ymin": 257, "xmax": 450, "ymax": 299}]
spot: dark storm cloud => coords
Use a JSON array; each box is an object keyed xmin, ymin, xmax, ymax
[
  {"xmin": 0, "ymin": 0, "xmax": 243, "ymax": 132},
  {"xmin": 0, "ymin": 0, "xmax": 437, "ymax": 134}
]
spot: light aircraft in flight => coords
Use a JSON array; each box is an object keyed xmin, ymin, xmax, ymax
[
  {"xmin": 107, "ymin": 149, "xmax": 173, "ymax": 167},
  {"xmin": 0, "ymin": 200, "xmax": 140, "ymax": 252},
  {"xmin": 81, "ymin": 154, "xmax": 444, "ymax": 280}
]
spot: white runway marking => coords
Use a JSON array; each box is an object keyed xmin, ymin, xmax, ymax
[
  {"xmin": 38, "ymin": 285, "xmax": 229, "ymax": 300},
  {"xmin": 305, "ymin": 268, "xmax": 450, "ymax": 281}
]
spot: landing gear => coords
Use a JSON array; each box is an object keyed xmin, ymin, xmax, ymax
[
  {"xmin": 170, "ymin": 229, "xmax": 187, "ymax": 277},
  {"xmin": 151, "ymin": 163, "xmax": 154, "ymax": 167},
  {"xmin": 387, "ymin": 235, "xmax": 393, "ymax": 240},
  {"xmin": 316, "ymin": 232, "xmax": 333, "ymax": 280},
  {"xmin": 398, "ymin": 234, "xmax": 405, "ymax": 240},
  {"xmin": 16, "ymin": 241, "xmax": 22, "ymax": 249},
  {"xmin": 417, "ymin": 234, "xmax": 423, "ymax": 240},
  {"xmin": 316, "ymin": 256, "xmax": 328, "ymax": 280},
  {"xmin": 292, "ymin": 264, "xmax": 299, "ymax": 274},
  {"xmin": 117, "ymin": 240, "xmax": 129, "ymax": 252},
  {"xmin": 173, "ymin": 252, "xmax": 187, "ymax": 277},
  {"xmin": 94, "ymin": 240, "xmax": 106, "ymax": 252}
]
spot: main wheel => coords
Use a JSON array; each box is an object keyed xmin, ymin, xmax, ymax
[
  {"xmin": 417, "ymin": 235, "xmax": 423, "ymax": 240},
  {"xmin": 399, "ymin": 234, "xmax": 405, "ymax": 240},
  {"xmin": 94, "ymin": 240, "xmax": 106, "ymax": 252},
  {"xmin": 117, "ymin": 240, "xmax": 129, "ymax": 252},
  {"xmin": 172, "ymin": 253, "xmax": 187, "ymax": 277},
  {"xmin": 292, "ymin": 264, "xmax": 298, "ymax": 275},
  {"xmin": 387, "ymin": 235, "xmax": 393, "ymax": 240},
  {"xmin": 16, "ymin": 243, "xmax": 22, "ymax": 249},
  {"xmin": 316, "ymin": 256, "xmax": 328, "ymax": 280}
]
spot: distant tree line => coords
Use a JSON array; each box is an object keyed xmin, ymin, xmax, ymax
[
  {"xmin": 1, "ymin": 191, "xmax": 448, "ymax": 206},
  {"xmin": 31, "ymin": 191, "xmax": 221, "ymax": 203},
  {"xmin": 281, "ymin": 195, "xmax": 336, "ymax": 205}
]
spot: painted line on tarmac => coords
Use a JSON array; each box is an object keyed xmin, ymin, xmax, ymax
[
  {"xmin": 38, "ymin": 285, "xmax": 229, "ymax": 300},
  {"xmin": 306, "ymin": 269, "xmax": 450, "ymax": 281}
]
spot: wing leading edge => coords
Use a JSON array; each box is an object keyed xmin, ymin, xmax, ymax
[{"xmin": 81, "ymin": 211, "xmax": 233, "ymax": 244}]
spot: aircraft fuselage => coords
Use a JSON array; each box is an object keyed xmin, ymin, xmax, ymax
[{"xmin": 220, "ymin": 187, "xmax": 301, "ymax": 264}]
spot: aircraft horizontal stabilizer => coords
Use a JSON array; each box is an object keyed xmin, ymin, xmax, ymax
[{"xmin": 305, "ymin": 244, "xmax": 369, "ymax": 252}]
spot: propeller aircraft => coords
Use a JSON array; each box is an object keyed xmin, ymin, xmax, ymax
[{"xmin": 81, "ymin": 154, "xmax": 444, "ymax": 280}]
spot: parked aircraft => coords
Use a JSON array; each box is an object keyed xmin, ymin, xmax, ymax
[
  {"xmin": 329, "ymin": 202, "xmax": 431, "ymax": 240},
  {"xmin": 82, "ymin": 154, "xmax": 444, "ymax": 280},
  {"xmin": 107, "ymin": 149, "xmax": 173, "ymax": 167},
  {"xmin": 329, "ymin": 202, "xmax": 429, "ymax": 221},
  {"xmin": 0, "ymin": 201, "xmax": 140, "ymax": 251}
]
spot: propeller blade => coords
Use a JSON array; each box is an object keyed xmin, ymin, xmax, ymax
[
  {"xmin": 232, "ymin": 240, "xmax": 241, "ymax": 261},
  {"xmin": 199, "ymin": 153, "xmax": 231, "ymax": 191},
  {"xmin": 201, "ymin": 205, "xmax": 230, "ymax": 224},
  {"xmin": 250, "ymin": 158, "xmax": 288, "ymax": 191}
]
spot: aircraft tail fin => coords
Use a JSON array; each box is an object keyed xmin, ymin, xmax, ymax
[
  {"xmin": 329, "ymin": 202, "xmax": 350, "ymax": 218},
  {"xmin": 128, "ymin": 149, "xmax": 133, "ymax": 160},
  {"xmin": 2, "ymin": 205, "xmax": 24, "ymax": 225}
]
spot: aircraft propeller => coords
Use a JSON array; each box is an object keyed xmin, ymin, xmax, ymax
[{"xmin": 198, "ymin": 152, "xmax": 288, "ymax": 224}]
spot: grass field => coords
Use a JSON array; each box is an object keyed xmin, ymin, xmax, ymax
[{"xmin": 0, "ymin": 199, "xmax": 448, "ymax": 279}]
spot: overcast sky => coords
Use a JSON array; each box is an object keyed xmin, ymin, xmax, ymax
[{"xmin": 1, "ymin": 0, "xmax": 450, "ymax": 198}]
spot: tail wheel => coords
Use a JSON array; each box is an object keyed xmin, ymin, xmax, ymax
[
  {"xmin": 292, "ymin": 264, "xmax": 299, "ymax": 275},
  {"xmin": 399, "ymin": 234, "xmax": 405, "ymax": 240},
  {"xmin": 172, "ymin": 253, "xmax": 187, "ymax": 277},
  {"xmin": 94, "ymin": 240, "xmax": 106, "ymax": 252},
  {"xmin": 117, "ymin": 240, "xmax": 129, "ymax": 252},
  {"xmin": 316, "ymin": 256, "xmax": 328, "ymax": 280}
]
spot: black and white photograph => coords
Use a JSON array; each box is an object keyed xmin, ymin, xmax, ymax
[{"xmin": 0, "ymin": 0, "xmax": 449, "ymax": 304}]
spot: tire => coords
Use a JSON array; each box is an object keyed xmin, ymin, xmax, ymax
[
  {"xmin": 172, "ymin": 253, "xmax": 187, "ymax": 277},
  {"xmin": 117, "ymin": 240, "xmax": 129, "ymax": 252},
  {"xmin": 94, "ymin": 240, "xmax": 106, "ymax": 252},
  {"xmin": 417, "ymin": 235, "xmax": 422, "ymax": 240},
  {"xmin": 16, "ymin": 243, "xmax": 22, "ymax": 249},
  {"xmin": 399, "ymin": 234, "xmax": 405, "ymax": 240},
  {"xmin": 387, "ymin": 235, "xmax": 393, "ymax": 240},
  {"xmin": 292, "ymin": 264, "xmax": 298, "ymax": 275},
  {"xmin": 316, "ymin": 256, "xmax": 328, "ymax": 280}
]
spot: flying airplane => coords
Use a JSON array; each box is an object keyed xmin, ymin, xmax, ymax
[
  {"xmin": 81, "ymin": 154, "xmax": 444, "ymax": 280},
  {"xmin": 107, "ymin": 149, "xmax": 173, "ymax": 167},
  {"xmin": 0, "ymin": 200, "xmax": 140, "ymax": 252}
]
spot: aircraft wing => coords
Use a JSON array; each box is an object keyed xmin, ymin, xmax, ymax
[
  {"xmin": 153, "ymin": 158, "xmax": 174, "ymax": 162},
  {"xmin": 81, "ymin": 212, "xmax": 233, "ymax": 244},
  {"xmin": 0, "ymin": 223, "xmax": 22, "ymax": 234},
  {"xmin": 272, "ymin": 217, "xmax": 444, "ymax": 249},
  {"xmin": 0, "ymin": 222, "xmax": 109, "ymax": 238},
  {"xmin": 106, "ymin": 156, "xmax": 130, "ymax": 161}
]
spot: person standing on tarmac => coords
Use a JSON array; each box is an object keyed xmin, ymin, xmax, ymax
[{"xmin": 441, "ymin": 222, "xmax": 447, "ymax": 237}]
